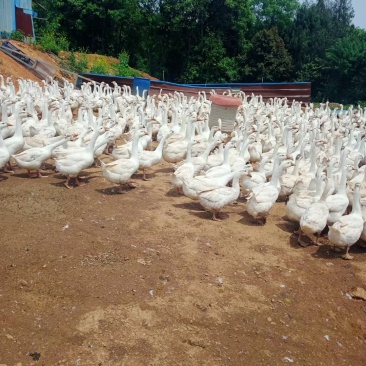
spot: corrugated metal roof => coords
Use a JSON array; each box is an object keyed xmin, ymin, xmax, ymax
[
  {"xmin": 0, "ymin": 0, "xmax": 16, "ymax": 33},
  {"xmin": 15, "ymin": 0, "xmax": 32, "ymax": 10}
]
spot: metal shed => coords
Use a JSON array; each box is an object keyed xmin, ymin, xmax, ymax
[{"xmin": 0, "ymin": 0, "xmax": 36, "ymax": 38}]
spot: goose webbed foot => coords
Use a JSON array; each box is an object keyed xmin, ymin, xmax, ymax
[
  {"xmin": 212, "ymin": 211, "xmax": 222, "ymax": 221},
  {"xmin": 142, "ymin": 170, "xmax": 151, "ymax": 181},
  {"xmin": 297, "ymin": 231, "xmax": 308, "ymax": 247},
  {"xmin": 64, "ymin": 177, "xmax": 74, "ymax": 189},
  {"xmin": 314, "ymin": 234, "xmax": 321, "ymax": 246},
  {"xmin": 75, "ymin": 176, "xmax": 86, "ymax": 187},
  {"xmin": 331, "ymin": 246, "xmax": 342, "ymax": 252},
  {"xmin": 255, "ymin": 217, "xmax": 266, "ymax": 225},
  {"xmin": 94, "ymin": 158, "xmax": 102, "ymax": 167},
  {"xmin": 7, "ymin": 162, "xmax": 18, "ymax": 171},
  {"xmin": 127, "ymin": 181, "xmax": 137, "ymax": 188},
  {"xmin": 342, "ymin": 246, "xmax": 353, "ymax": 260},
  {"xmin": 118, "ymin": 184, "xmax": 127, "ymax": 194},
  {"xmin": 2, "ymin": 165, "xmax": 14, "ymax": 174},
  {"xmin": 27, "ymin": 170, "xmax": 38, "ymax": 178}
]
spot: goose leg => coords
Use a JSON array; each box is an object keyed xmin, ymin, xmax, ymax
[
  {"xmin": 2, "ymin": 163, "xmax": 14, "ymax": 173},
  {"xmin": 64, "ymin": 177, "xmax": 74, "ymax": 189},
  {"xmin": 342, "ymin": 246, "xmax": 353, "ymax": 260},
  {"xmin": 28, "ymin": 170, "xmax": 38, "ymax": 178},
  {"xmin": 118, "ymin": 183, "xmax": 127, "ymax": 194},
  {"xmin": 212, "ymin": 211, "xmax": 222, "ymax": 221},
  {"xmin": 297, "ymin": 230, "xmax": 308, "ymax": 247},
  {"xmin": 314, "ymin": 233, "xmax": 320, "ymax": 246},
  {"xmin": 94, "ymin": 158, "xmax": 101, "ymax": 167},
  {"xmin": 75, "ymin": 176, "xmax": 86, "ymax": 187},
  {"xmin": 142, "ymin": 169, "xmax": 150, "ymax": 181},
  {"xmin": 127, "ymin": 181, "xmax": 137, "ymax": 188},
  {"xmin": 37, "ymin": 170, "xmax": 48, "ymax": 178}
]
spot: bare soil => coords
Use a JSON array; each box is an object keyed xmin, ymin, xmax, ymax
[{"xmin": 1, "ymin": 153, "xmax": 366, "ymax": 366}]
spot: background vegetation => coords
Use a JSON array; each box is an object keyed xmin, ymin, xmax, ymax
[{"xmin": 31, "ymin": 0, "xmax": 365, "ymax": 104}]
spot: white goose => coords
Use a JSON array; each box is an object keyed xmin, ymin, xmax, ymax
[
  {"xmin": 203, "ymin": 142, "xmax": 232, "ymax": 178},
  {"xmin": 326, "ymin": 161, "xmax": 349, "ymax": 226},
  {"xmin": 298, "ymin": 178, "xmax": 331, "ymax": 247},
  {"xmin": 0, "ymin": 126, "xmax": 10, "ymax": 174},
  {"xmin": 182, "ymin": 170, "xmax": 242, "ymax": 201},
  {"xmin": 4, "ymin": 111, "xmax": 27, "ymax": 155},
  {"xmin": 101, "ymin": 129, "xmax": 147, "ymax": 193},
  {"xmin": 246, "ymin": 159, "xmax": 294, "ymax": 224},
  {"xmin": 241, "ymin": 156, "xmax": 270, "ymax": 196},
  {"xmin": 55, "ymin": 126, "xmax": 105, "ymax": 189},
  {"xmin": 278, "ymin": 154, "xmax": 302, "ymax": 200},
  {"xmin": 138, "ymin": 131, "xmax": 173, "ymax": 180},
  {"xmin": 162, "ymin": 113, "xmax": 195, "ymax": 163},
  {"xmin": 171, "ymin": 141, "xmax": 195, "ymax": 194},
  {"xmin": 13, "ymin": 135, "xmax": 73, "ymax": 178},
  {"xmin": 328, "ymin": 183, "xmax": 364, "ymax": 260},
  {"xmin": 197, "ymin": 170, "xmax": 244, "ymax": 221}
]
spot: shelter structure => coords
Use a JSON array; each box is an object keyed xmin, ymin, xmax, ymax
[{"xmin": 0, "ymin": 0, "xmax": 36, "ymax": 38}]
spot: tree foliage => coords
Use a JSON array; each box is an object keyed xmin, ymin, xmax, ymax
[
  {"xmin": 248, "ymin": 27, "xmax": 294, "ymax": 82},
  {"xmin": 32, "ymin": 0, "xmax": 366, "ymax": 103}
]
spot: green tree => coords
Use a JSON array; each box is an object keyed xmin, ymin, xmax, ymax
[
  {"xmin": 181, "ymin": 34, "xmax": 238, "ymax": 83},
  {"xmin": 322, "ymin": 28, "xmax": 366, "ymax": 103},
  {"xmin": 248, "ymin": 27, "xmax": 294, "ymax": 82},
  {"xmin": 251, "ymin": 0, "xmax": 300, "ymax": 34}
]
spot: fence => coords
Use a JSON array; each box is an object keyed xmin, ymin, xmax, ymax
[{"xmin": 77, "ymin": 73, "xmax": 311, "ymax": 104}]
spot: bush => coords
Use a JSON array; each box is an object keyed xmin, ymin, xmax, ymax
[
  {"xmin": 67, "ymin": 52, "xmax": 88, "ymax": 73},
  {"xmin": 90, "ymin": 58, "xmax": 109, "ymax": 75},
  {"xmin": 113, "ymin": 50, "xmax": 140, "ymax": 77},
  {"xmin": 37, "ymin": 31, "xmax": 69, "ymax": 55},
  {"xmin": 10, "ymin": 29, "xmax": 25, "ymax": 41}
]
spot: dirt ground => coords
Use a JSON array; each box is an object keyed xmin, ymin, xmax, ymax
[{"xmin": 1, "ymin": 149, "xmax": 366, "ymax": 366}]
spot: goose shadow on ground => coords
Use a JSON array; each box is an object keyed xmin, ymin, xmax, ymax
[
  {"xmin": 153, "ymin": 167, "xmax": 174, "ymax": 174},
  {"xmin": 173, "ymin": 201, "xmax": 205, "ymax": 212},
  {"xmin": 52, "ymin": 171, "xmax": 97, "ymax": 180},
  {"xmin": 50, "ymin": 175, "xmax": 97, "ymax": 188},
  {"xmin": 95, "ymin": 185, "xmax": 136, "ymax": 195},
  {"xmin": 237, "ymin": 210, "xmax": 267, "ymax": 227},
  {"xmin": 166, "ymin": 187, "xmax": 183, "ymax": 197},
  {"xmin": 311, "ymin": 241, "xmax": 366, "ymax": 260},
  {"xmin": 275, "ymin": 216, "xmax": 298, "ymax": 233},
  {"xmin": 188, "ymin": 209, "xmax": 230, "ymax": 221},
  {"xmin": 13, "ymin": 171, "xmax": 55, "ymax": 179}
]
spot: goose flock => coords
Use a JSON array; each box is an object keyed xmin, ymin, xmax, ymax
[{"xmin": 1, "ymin": 74, "xmax": 366, "ymax": 260}]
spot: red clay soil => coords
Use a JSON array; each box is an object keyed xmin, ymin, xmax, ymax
[{"xmin": 0, "ymin": 153, "xmax": 365, "ymax": 365}]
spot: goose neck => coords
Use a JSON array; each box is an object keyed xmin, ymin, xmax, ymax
[
  {"xmin": 351, "ymin": 185, "xmax": 362, "ymax": 215},
  {"xmin": 1, "ymin": 103, "xmax": 8, "ymax": 123},
  {"xmin": 47, "ymin": 137, "xmax": 69, "ymax": 152},
  {"xmin": 130, "ymin": 132, "xmax": 142, "ymax": 158},
  {"xmin": 269, "ymin": 159, "xmax": 281, "ymax": 187},
  {"xmin": 231, "ymin": 173, "xmax": 242, "ymax": 191},
  {"xmin": 14, "ymin": 112, "xmax": 23, "ymax": 137},
  {"xmin": 86, "ymin": 128, "xmax": 102, "ymax": 153},
  {"xmin": 223, "ymin": 143, "xmax": 232, "ymax": 165}
]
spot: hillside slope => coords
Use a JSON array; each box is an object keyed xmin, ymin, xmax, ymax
[{"xmin": 0, "ymin": 40, "xmax": 157, "ymax": 85}]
